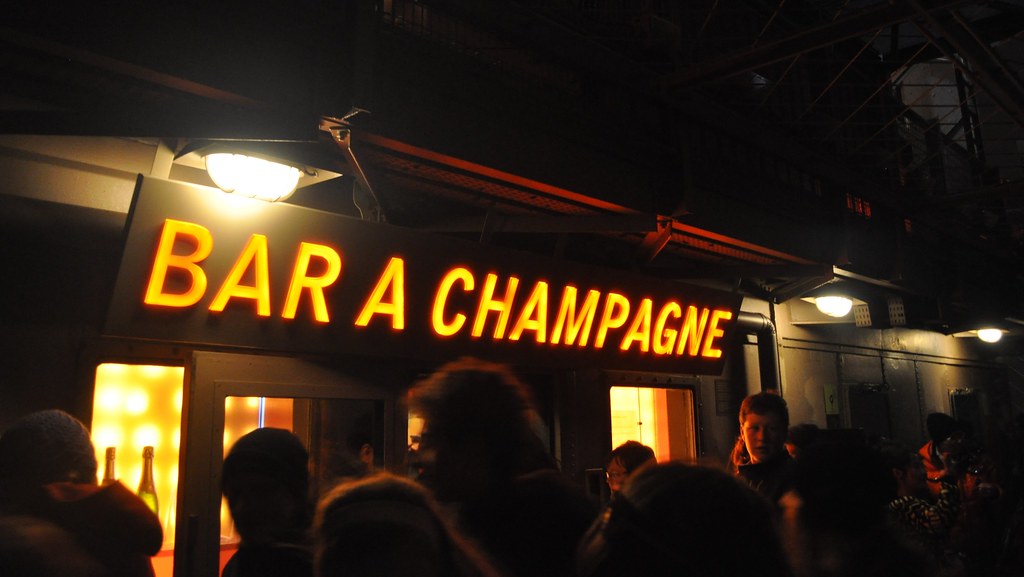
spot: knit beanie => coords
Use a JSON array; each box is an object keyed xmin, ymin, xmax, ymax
[
  {"xmin": 222, "ymin": 428, "xmax": 309, "ymax": 505},
  {"xmin": 0, "ymin": 410, "xmax": 98, "ymax": 486}
]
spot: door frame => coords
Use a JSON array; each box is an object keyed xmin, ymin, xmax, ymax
[{"xmin": 174, "ymin": 351, "xmax": 397, "ymax": 577}]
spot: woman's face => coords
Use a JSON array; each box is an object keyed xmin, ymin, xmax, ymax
[{"xmin": 741, "ymin": 412, "xmax": 786, "ymax": 464}]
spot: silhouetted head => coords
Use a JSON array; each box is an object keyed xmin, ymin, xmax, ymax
[
  {"xmin": 409, "ymin": 357, "xmax": 554, "ymax": 502},
  {"xmin": 925, "ymin": 413, "xmax": 958, "ymax": 444},
  {"xmin": 785, "ymin": 423, "xmax": 820, "ymax": 459},
  {"xmin": 578, "ymin": 462, "xmax": 791, "ymax": 577},
  {"xmin": 788, "ymin": 442, "xmax": 893, "ymax": 532},
  {"xmin": 222, "ymin": 427, "xmax": 311, "ymax": 545},
  {"xmin": 315, "ymin": 472, "xmax": 498, "ymax": 577},
  {"xmin": 605, "ymin": 441, "xmax": 655, "ymax": 496},
  {"xmin": 0, "ymin": 410, "xmax": 97, "ymax": 510}
]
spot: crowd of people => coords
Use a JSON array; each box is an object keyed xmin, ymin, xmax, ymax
[{"xmin": 1, "ymin": 358, "xmax": 1023, "ymax": 577}]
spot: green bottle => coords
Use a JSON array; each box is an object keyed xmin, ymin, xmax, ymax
[
  {"xmin": 101, "ymin": 447, "xmax": 117, "ymax": 485},
  {"xmin": 137, "ymin": 446, "xmax": 159, "ymax": 517}
]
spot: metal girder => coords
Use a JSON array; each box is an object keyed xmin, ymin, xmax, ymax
[
  {"xmin": 662, "ymin": 263, "xmax": 835, "ymax": 281},
  {"xmin": 907, "ymin": 2, "xmax": 1024, "ymax": 129},
  {"xmin": 418, "ymin": 213, "xmax": 659, "ymax": 234},
  {"xmin": 636, "ymin": 218, "xmax": 674, "ymax": 264},
  {"xmin": 662, "ymin": 0, "xmax": 972, "ymax": 91},
  {"xmin": 427, "ymin": 0, "xmax": 658, "ymax": 94},
  {"xmin": 912, "ymin": 179, "xmax": 1024, "ymax": 212}
]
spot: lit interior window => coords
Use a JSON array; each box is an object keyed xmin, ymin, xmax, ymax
[
  {"xmin": 609, "ymin": 385, "xmax": 696, "ymax": 463},
  {"xmin": 92, "ymin": 363, "xmax": 184, "ymax": 574}
]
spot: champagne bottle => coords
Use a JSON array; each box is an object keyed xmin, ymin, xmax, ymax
[
  {"xmin": 138, "ymin": 446, "xmax": 159, "ymax": 516},
  {"xmin": 101, "ymin": 447, "xmax": 117, "ymax": 485}
]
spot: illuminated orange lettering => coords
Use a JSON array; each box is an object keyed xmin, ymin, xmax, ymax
[
  {"xmin": 281, "ymin": 243, "xmax": 342, "ymax": 322},
  {"xmin": 144, "ymin": 219, "xmax": 213, "ymax": 308},
  {"xmin": 652, "ymin": 302, "xmax": 682, "ymax": 355},
  {"xmin": 472, "ymin": 273, "xmax": 520, "ymax": 338},
  {"xmin": 620, "ymin": 298, "xmax": 653, "ymax": 352},
  {"xmin": 209, "ymin": 234, "xmax": 271, "ymax": 316},
  {"xmin": 594, "ymin": 293, "xmax": 630, "ymax": 349},
  {"xmin": 432, "ymin": 267, "xmax": 474, "ymax": 337},
  {"xmin": 509, "ymin": 281, "xmax": 549, "ymax": 342},
  {"xmin": 676, "ymin": 306, "xmax": 710, "ymax": 356},
  {"xmin": 700, "ymin": 309, "xmax": 733, "ymax": 358},
  {"xmin": 355, "ymin": 257, "xmax": 406, "ymax": 329},
  {"xmin": 551, "ymin": 286, "xmax": 600, "ymax": 346}
]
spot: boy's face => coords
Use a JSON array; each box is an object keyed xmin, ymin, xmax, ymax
[{"xmin": 741, "ymin": 411, "xmax": 786, "ymax": 464}]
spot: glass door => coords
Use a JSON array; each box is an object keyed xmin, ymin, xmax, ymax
[{"xmin": 175, "ymin": 352, "xmax": 398, "ymax": 577}]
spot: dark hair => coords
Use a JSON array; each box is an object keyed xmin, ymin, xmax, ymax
[
  {"xmin": 223, "ymin": 428, "xmax": 309, "ymax": 499},
  {"xmin": 739, "ymin": 392, "xmax": 790, "ymax": 429},
  {"xmin": 222, "ymin": 427, "xmax": 312, "ymax": 531},
  {"xmin": 315, "ymin": 473, "xmax": 500, "ymax": 577},
  {"xmin": 791, "ymin": 443, "xmax": 894, "ymax": 531},
  {"xmin": 606, "ymin": 441, "xmax": 655, "ymax": 474},
  {"xmin": 925, "ymin": 413, "xmax": 958, "ymax": 443},
  {"xmin": 578, "ymin": 462, "xmax": 791, "ymax": 577},
  {"xmin": 787, "ymin": 424, "xmax": 820, "ymax": 451},
  {"xmin": 878, "ymin": 442, "xmax": 918, "ymax": 472},
  {"xmin": 409, "ymin": 357, "xmax": 555, "ymax": 480}
]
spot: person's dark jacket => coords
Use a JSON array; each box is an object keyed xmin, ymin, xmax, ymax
[
  {"xmin": 27, "ymin": 481, "xmax": 163, "ymax": 577},
  {"xmin": 736, "ymin": 453, "xmax": 797, "ymax": 505},
  {"xmin": 456, "ymin": 469, "xmax": 599, "ymax": 577}
]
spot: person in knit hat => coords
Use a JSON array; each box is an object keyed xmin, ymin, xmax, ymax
[
  {"xmin": 0, "ymin": 409, "xmax": 162, "ymax": 577},
  {"xmin": 221, "ymin": 427, "xmax": 314, "ymax": 577},
  {"xmin": 0, "ymin": 408, "xmax": 97, "ymax": 500}
]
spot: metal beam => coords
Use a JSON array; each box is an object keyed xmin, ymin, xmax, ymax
[
  {"xmin": 662, "ymin": 0, "xmax": 970, "ymax": 91},
  {"xmin": 655, "ymin": 263, "xmax": 834, "ymax": 281},
  {"xmin": 908, "ymin": 1, "xmax": 1024, "ymax": 129},
  {"xmin": 912, "ymin": 179, "xmax": 1024, "ymax": 212},
  {"xmin": 418, "ymin": 213, "xmax": 659, "ymax": 234},
  {"xmin": 429, "ymin": 0, "xmax": 658, "ymax": 94}
]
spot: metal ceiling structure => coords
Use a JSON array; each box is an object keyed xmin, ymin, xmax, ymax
[{"xmin": 1, "ymin": 0, "xmax": 1023, "ymax": 338}]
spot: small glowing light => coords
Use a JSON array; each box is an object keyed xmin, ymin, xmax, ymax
[
  {"xmin": 245, "ymin": 397, "xmax": 261, "ymax": 409},
  {"xmin": 98, "ymin": 363, "xmax": 127, "ymax": 376},
  {"xmin": 125, "ymin": 391, "xmax": 149, "ymax": 415},
  {"xmin": 205, "ymin": 153, "xmax": 302, "ymax": 202},
  {"xmin": 815, "ymin": 296, "xmax": 853, "ymax": 318},
  {"xmin": 134, "ymin": 425, "xmax": 160, "ymax": 450},
  {"xmin": 92, "ymin": 426, "xmax": 123, "ymax": 451},
  {"xmin": 141, "ymin": 365, "xmax": 168, "ymax": 379},
  {"xmin": 97, "ymin": 388, "xmax": 123, "ymax": 412},
  {"xmin": 976, "ymin": 328, "xmax": 1003, "ymax": 343}
]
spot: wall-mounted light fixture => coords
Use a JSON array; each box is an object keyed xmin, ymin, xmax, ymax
[
  {"xmin": 800, "ymin": 295, "xmax": 856, "ymax": 318},
  {"xmin": 171, "ymin": 140, "xmax": 343, "ymax": 203},
  {"xmin": 812, "ymin": 295, "xmax": 854, "ymax": 318},
  {"xmin": 204, "ymin": 152, "xmax": 304, "ymax": 202},
  {"xmin": 975, "ymin": 328, "xmax": 1003, "ymax": 343}
]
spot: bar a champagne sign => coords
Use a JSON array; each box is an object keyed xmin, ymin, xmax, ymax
[{"xmin": 106, "ymin": 177, "xmax": 741, "ymax": 372}]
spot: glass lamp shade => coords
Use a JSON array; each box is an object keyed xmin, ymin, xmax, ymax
[
  {"xmin": 205, "ymin": 153, "xmax": 302, "ymax": 202},
  {"xmin": 976, "ymin": 328, "xmax": 1003, "ymax": 343},
  {"xmin": 814, "ymin": 296, "xmax": 853, "ymax": 318}
]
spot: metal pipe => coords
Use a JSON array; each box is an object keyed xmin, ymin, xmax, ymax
[{"xmin": 735, "ymin": 311, "xmax": 782, "ymax": 393}]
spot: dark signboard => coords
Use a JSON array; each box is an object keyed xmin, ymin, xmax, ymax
[{"xmin": 105, "ymin": 176, "xmax": 743, "ymax": 373}]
